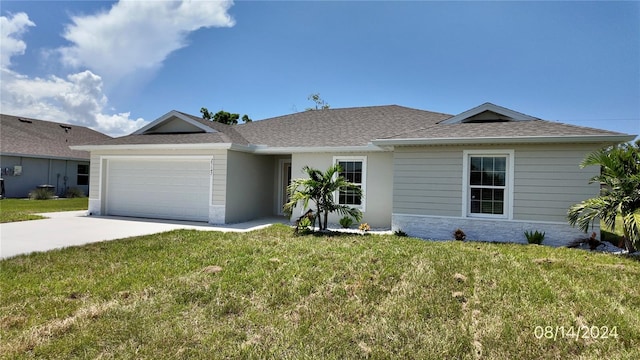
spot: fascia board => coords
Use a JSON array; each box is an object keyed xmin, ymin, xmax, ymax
[
  {"xmin": 132, "ymin": 110, "xmax": 215, "ymax": 135},
  {"xmin": 70, "ymin": 143, "xmax": 236, "ymax": 151},
  {"xmin": 440, "ymin": 103, "xmax": 538, "ymax": 125},
  {"xmin": 250, "ymin": 143, "xmax": 388, "ymax": 154},
  {"xmin": 0, "ymin": 152, "xmax": 89, "ymax": 161},
  {"xmin": 372, "ymin": 134, "xmax": 636, "ymax": 146}
]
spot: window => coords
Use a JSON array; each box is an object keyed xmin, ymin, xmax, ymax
[
  {"xmin": 463, "ymin": 151, "xmax": 513, "ymax": 219},
  {"xmin": 77, "ymin": 164, "xmax": 89, "ymax": 186},
  {"xmin": 334, "ymin": 156, "xmax": 366, "ymax": 209}
]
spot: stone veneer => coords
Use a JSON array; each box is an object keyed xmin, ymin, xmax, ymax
[{"xmin": 392, "ymin": 214, "xmax": 596, "ymax": 247}]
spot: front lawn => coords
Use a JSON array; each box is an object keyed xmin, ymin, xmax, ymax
[
  {"xmin": 0, "ymin": 198, "xmax": 88, "ymax": 223},
  {"xmin": 1, "ymin": 225, "xmax": 638, "ymax": 359}
]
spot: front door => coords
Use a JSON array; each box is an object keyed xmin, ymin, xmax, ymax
[{"xmin": 279, "ymin": 161, "xmax": 292, "ymax": 215}]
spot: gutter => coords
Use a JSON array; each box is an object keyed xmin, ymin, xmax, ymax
[
  {"xmin": 371, "ymin": 134, "xmax": 636, "ymax": 147},
  {"xmin": 70, "ymin": 143, "xmax": 389, "ymax": 154}
]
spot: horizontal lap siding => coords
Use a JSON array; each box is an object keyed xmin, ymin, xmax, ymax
[
  {"xmin": 513, "ymin": 145, "xmax": 600, "ymax": 222},
  {"xmin": 393, "ymin": 144, "xmax": 602, "ymax": 223},
  {"xmin": 393, "ymin": 148, "xmax": 462, "ymax": 217}
]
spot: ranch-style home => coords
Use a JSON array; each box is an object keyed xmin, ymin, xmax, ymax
[
  {"xmin": 72, "ymin": 103, "xmax": 635, "ymax": 246},
  {"xmin": 0, "ymin": 114, "xmax": 111, "ymax": 198}
]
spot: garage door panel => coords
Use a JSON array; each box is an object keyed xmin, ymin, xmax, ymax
[{"xmin": 106, "ymin": 159, "xmax": 210, "ymax": 221}]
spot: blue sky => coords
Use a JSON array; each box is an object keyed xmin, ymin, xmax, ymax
[{"xmin": 1, "ymin": 0, "xmax": 638, "ymax": 137}]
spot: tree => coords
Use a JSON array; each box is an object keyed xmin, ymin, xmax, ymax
[
  {"xmin": 305, "ymin": 93, "xmax": 330, "ymax": 111},
  {"xmin": 568, "ymin": 140, "xmax": 640, "ymax": 252},
  {"xmin": 284, "ymin": 164, "xmax": 362, "ymax": 231},
  {"xmin": 200, "ymin": 107, "xmax": 251, "ymax": 124}
]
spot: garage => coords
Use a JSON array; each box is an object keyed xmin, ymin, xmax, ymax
[{"xmin": 106, "ymin": 158, "xmax": 211, "ymax": 222}]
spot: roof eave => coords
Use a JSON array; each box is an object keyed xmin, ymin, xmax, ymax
[
  {"xmin": 70, "ymin": 143, "xmax": 242, "ymax": 151},
  {"xmin": 372, "ymin": 134, "xmax": 636, "ymax": 146},
  {"xmin": 0, "ymin": 151, "xmax": 90, "ymax": 161},
  {"xmin": 251, "ymin": 144, "xmax": 388, "ymax": 154}
]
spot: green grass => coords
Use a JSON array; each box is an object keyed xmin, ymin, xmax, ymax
[
  {"xmin": 601, "ymin": 217, "xmax": 626, "ymax": 247},
  {"xmin": 0, "ymin": 198, "xmax": 88, "ymax": 223},
  {"xmin": 1, "ymin": 224, "xmax": 638, "ymax": 359}
]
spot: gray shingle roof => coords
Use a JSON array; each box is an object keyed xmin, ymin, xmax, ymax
[
  {"xmin": 381, "ymin": 119, "xmax": 627, "ymax": 140},
  {"xmin": 70, "ymin": 104, "xmax": 633, "ymax": 150},
  {"xmin": 235, "ymin": 105, "xmax": 452, "ymax": 147},
  {"xmin": 0, "ymin": 114, "xmax": 111, "ymax": 160}
]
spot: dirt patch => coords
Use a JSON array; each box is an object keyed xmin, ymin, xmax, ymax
[
  {"xmin": 453, "ymin": 273, "xmax": 467, "ymax": 283},
  {"xmin": 202, "ymin": 265, "xmax": 223, "ymax": 274}
]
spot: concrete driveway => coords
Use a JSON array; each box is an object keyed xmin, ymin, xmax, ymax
[{"xmin": 0, "ymin": 211, "xmax": 289, "ymax": 260}]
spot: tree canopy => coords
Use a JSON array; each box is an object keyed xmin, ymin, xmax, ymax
[
  {"xmin": 200, "ymin": 107, "xmax": 252, "ymax": 125},
  {"xmin": 568, "ymin": 140, "xmax": 640, "ymax": 252},
  {"xmin": 305, "ymin": 93, "xmax": 330, "ymax": 111}
]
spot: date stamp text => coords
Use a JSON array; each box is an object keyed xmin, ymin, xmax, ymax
[{"xmin": 534, "ymin": 326, "xmax": 618, "ymax": 341}]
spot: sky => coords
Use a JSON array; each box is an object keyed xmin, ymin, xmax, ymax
[{"xmin": 1, "ymin": 0, "xmax": 638, "ymax": 138}]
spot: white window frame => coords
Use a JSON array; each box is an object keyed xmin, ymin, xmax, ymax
[
  {"xmin": 333, "ymin": 156, "xmax": 367, "ymax": 212},
  {"xmin": 462, "ymin": 150, "xmax": 514, "ymax": 220}
]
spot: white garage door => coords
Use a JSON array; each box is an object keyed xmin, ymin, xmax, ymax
[{"xmin": 106, "ymin": 158, "xmax": 210, "ymax": 222}]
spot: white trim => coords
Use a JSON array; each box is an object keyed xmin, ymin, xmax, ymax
[
  {"xmin": 462, "ymin": 149, "xmax": 514, "ymax": 220},
  {"xmin": 333, "ymin": 155, "xmax": 367, "ymax": 212},
  {"xmin": 70, "ymin": 143, "xmax": 241, "ymax": 151},
  {"xmin": 102, "ymin": 156, "xmax": 215, "ymax": 218},
  {"xmin": 252, "ymin": 143, "xmax": 387, "ymax": 154},
  {"xmin": 133, "ymin": 110, "xmax": 216, "ymax": 135},
  {"xmin": 277, "ymin": 159, "xmax": 292, "ymax": 215},
  {"xmin": 392, "ymin": 212, "xmax": 571, "ymax": 226},
  {"xmin": 371, "ymin": 134, "xmax": 635, "ymax": 147},
  {"xmin": 439, "ymin": 103, "xmax": 538, "ymax": 124},
  {"xmin": 100, "ymin": 155, "xmax": 215, "ymax": 160}
]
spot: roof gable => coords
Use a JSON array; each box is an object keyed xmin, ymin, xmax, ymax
[
  {"xmin": 133, "ymin": 110, "xmax": 216, "ymax": 135},
  {"xmin": 439, "ymin": 102, "xmax": 539, "ymax": 124}
]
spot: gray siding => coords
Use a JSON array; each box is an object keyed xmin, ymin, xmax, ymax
[
  {"xmin": 393, "ymin": 144, "xmax": 602, "ymax": 224},
  {"xmin": 1, "ymin": 155, "xmax": 88, "ymax": 198},
  {"xmin": 393, "ymin": 148, "xmax": 462, "ymax": 217},
  {"xmin": 513, "ymin": 144, "xmax": 600, "ymax": 222}
]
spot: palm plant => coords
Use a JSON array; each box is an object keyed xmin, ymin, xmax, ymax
[
  {"xmin": 568, "ymin": 141, "xmax": 640, "ymax": 252},
  {"xmin": 284, "ymin": 164, "xmax": 363, "ymax": 231}
]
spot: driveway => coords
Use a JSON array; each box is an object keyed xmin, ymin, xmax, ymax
[{"xmin": 0, "ymin": 211, "xmax": 289, "ymax": 260}]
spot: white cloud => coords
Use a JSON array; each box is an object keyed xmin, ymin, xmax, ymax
[
  {"xmin": 1, "ymin": 68, "xmax": 147, "ymax": 137},
  {"xmin": 0, "ymin": 12, "xmax": 35, "ymax": 68},
  {"xmin": 1, "ymin": 1, "xmax": 236, "ymax": 137},
  {"xmin": 59, "ymin": 0, "xmax": 235, "ymax": 82}
]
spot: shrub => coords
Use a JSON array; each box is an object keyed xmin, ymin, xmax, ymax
[
  {"xmin": 298, "ymin": 216, "xmax": 312, "ymax": 229},
  {"xmin": 524, "ymin": 230, "xmax": 546, "ymax": 245},
  {"xmin": 65, "ymin": 187, "xmax": 86, "ymax": 198},
  {"xmin": 339, "ymin": 216, "xmax": 354, "ymax": 229},
  {"xmin": 29, "ymin": 188, "xmax": 55, "ymax": 200},
  {"xmin": 394, "ymin": 229, "xmax": 408, "ymax": 237},
  {"xmin": 453, "ymin": 228, "xmax": 466, "ymax": 241},
  {"xmin": 358, "ymin": 223, "xmax": 371, "ymax": 232}
]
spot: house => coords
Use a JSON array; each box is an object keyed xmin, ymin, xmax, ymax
[
  {"xmin": 0, "ymin": 114, "xmax": 112, "ymax": 198},
  {"xmin": 71, "ymin": 103, "xmax": 635, "ymax": 246}
]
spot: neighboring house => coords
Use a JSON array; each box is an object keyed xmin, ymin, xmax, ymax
[
  {"xmin": 71, "ymin": 103, "xmax": 635, "ymax": 246},
  {"xmin": 0, "ymin": 114, "xmax": 112, "ymax": 198}
]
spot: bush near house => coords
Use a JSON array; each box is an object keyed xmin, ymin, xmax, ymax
[{"xmin": 1, "ymin": 224, "xmax": 638, "ymax": 359}]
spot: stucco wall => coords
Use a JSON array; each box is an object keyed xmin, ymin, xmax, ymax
[
  {"xmin": 225, "ymin": 151, "xmax": 275, "ymax": 223},
  {"xmin": 0, "ymin": 155, "xmax": 88, "ymax": 198},
  {"xmin": 291, "ymin": 151, "xmax": 393, "ymax": 228}
]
